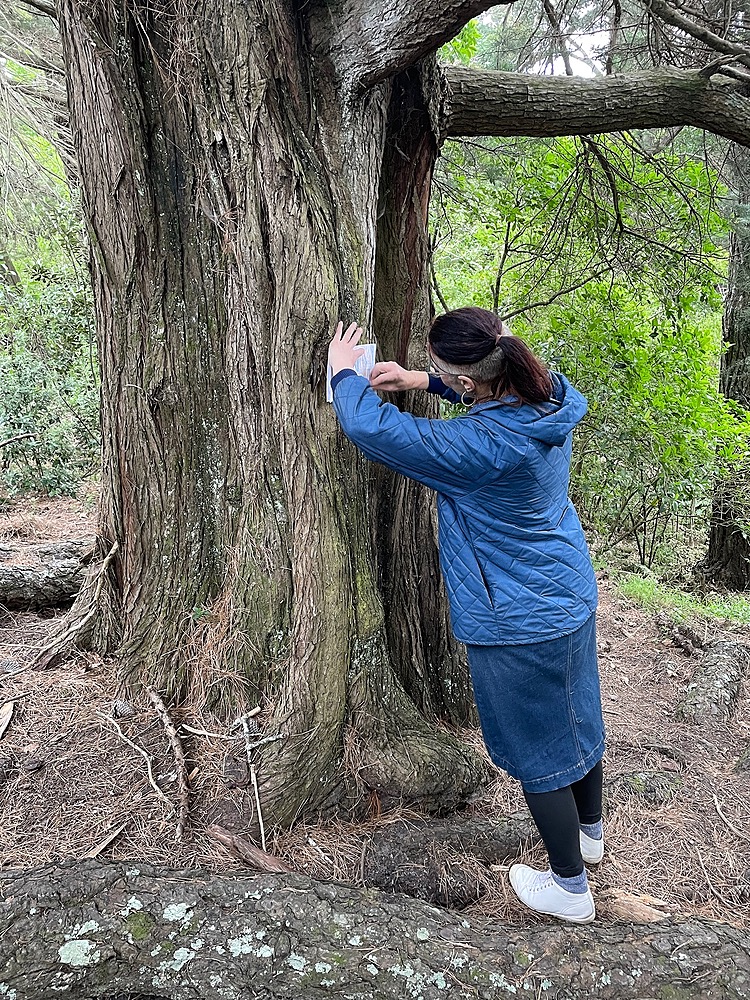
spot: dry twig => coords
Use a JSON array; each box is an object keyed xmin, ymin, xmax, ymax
[
  {"xmin": 696, "ymin": 849, "xmax": 735, "ymax": 909},
  {"xmin": 250, "ymin": 763, "xmax": 267, "ymax": 853},
  {"xmin": 146, "ymin": 687, "xmax": 190, "ymax": 841},
  {"xmin": 97, "ymin": 712, "xmax": 173, "ymax": 811},
  {"xmin": 713, "ymin": 795, "xmax": 750, "ymax": 844},
  {"xmin": 83, "ymin": 821, "xmax": 129, "ymax": 859}
]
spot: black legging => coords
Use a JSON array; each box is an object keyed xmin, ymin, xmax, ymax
[{"xmin": 522, "ymin": 761, "xmax": 603, "ymax": 878}]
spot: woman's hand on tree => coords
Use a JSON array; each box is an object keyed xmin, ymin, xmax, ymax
[
  {"xmin": 329, "ymin": 321, "xmax": 366, "ymax": 375},
  {"xmin": 369, "ymin": 361, "xmax": 428, "ymax": 392}
]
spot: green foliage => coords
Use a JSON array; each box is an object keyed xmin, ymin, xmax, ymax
[
  {"xmin": 0, "ymin": 201, "xmax": 98, "ymax": 497},
  {"xmin": 439, "ymin": 20, "xmax": 481, "ymax": 65},
  {"xmin": 617, "ymin": 574, "xmax": 750, "ymax": 625},
  {"xmin": 431, "ymin": 129, "xmax": 748, "ymax": 566},
  {"xmin": 0, "ymin": 8, "xmax": 97, "ymax": 498}
]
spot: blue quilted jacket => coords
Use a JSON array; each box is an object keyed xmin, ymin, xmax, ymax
[{"xmin": 332, "ymin": 369, "xmax": 598, "ymax": 646}]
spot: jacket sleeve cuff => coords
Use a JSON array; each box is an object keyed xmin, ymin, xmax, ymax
[
  {"xmin": 426, "ymin": 373, "xmax": 463, "ymax": 404},
  {"xmin": 331, "ymin": 368, "xmax": 358, "ymax": 392}
]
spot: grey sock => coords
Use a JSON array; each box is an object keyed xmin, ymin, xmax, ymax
[
  {"xmin": 551, "ymin": 869, "xmax": 589, "ymax": 895},
  {"xmin": 580, "ymin": 820, "xmax": 603, "ymax": 840}
]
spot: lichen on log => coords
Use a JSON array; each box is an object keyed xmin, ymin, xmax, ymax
[
  {"xmin": 676, "ymin": 640, "xmax": 750, "ymax": 721},
  {"xmin": 2, "ymin": 860, "xmax": 750, "ymax": 999}
]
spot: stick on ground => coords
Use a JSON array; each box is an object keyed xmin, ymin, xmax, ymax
[
  {"xmin": 146, "ymin": 687, "xmax": 190, "ymax": 841},
  {"xmin": 98, "ymin": 712, "xmax": 173, "ymax": 812}
]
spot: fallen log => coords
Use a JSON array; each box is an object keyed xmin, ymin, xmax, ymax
[
  {"xmin": 0, "ymin": 538, "xmax": 92, "ymax": 610},
  {"xmin": 1, "ymin": 860, "xmax": 749, "ymax": 999},
  {"xmin": 676, "ymin": 640, "xmax": 750, "ymax": 722}
]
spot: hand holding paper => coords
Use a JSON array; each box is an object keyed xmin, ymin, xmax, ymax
[{"xmin": 327, "ymin": 321, "xmax": 377, "ymax": 402}]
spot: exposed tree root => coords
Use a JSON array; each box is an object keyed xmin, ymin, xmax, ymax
[
  {"xmin": 33, "ymin": 539, "xmax": 119, "ymax": 669},
  {"xmin": 361, "ymin": 812, "xmax": 536, "ymax": 907}
]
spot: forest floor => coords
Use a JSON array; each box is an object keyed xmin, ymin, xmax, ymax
[{"xmin": 1, "ymin": 496, "xmax": 749, "ymax": 930}]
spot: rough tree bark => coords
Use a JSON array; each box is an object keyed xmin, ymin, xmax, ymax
[
  {"xmin": 53, "ymin": 0, "xmax": 750, "ymax": 828},
  {"xmin": 0, "ymin": 538, "xmax": 91, "ymax": 610},
  {"xmin": 2, "ymin": 861, "xmax": 750, "ymax": 1000},
  {"xmin": 705, "ymin": 143, "xmax": 750, "ymax": 588}
]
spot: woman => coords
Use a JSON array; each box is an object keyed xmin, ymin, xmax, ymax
[{"xmin": 328, "ymin": 307, "xmax": 605, "ymax": 924}]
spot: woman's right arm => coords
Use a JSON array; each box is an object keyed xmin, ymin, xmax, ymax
[{"xmin": 369, "ymin": 362, "xmax": 463, "ymax": 404}]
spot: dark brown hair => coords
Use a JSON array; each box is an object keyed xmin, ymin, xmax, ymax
[{"xmin": 428, "ymin": 307, "xmax": 553, "ymax": 405}]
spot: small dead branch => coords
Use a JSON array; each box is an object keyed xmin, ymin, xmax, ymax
[
  {"xmin": 250, "ymin": 763, "xmax": 267, "ymax": 853},
  {"xmin": 0, "ymin": 433, "xmax": 36, "ymax": 449},
  {"xmin": 180, "ymin": 723, "xmax": 238, "ymax": 741},
  {"xmin": 236, "ymin": 714, "xmax": 268, "ymax": 851},
  {"xmin": 34, "ymin": 540, "xmax": 119, "ymax": 669},
  {"xmin": 146, "ymin": 687, "xmax": 190, "ymax": 842},
  {"xmin": 17, "ymin": 0, "xmax": 57, "ymax": 17},
  {"xmin": 600, "ymin": 888, "xmax": 670, "ymax": 923},
  {"xmin": 245, "ymin": 733, "xmax": 285, "ymax": 753},
  {"xmin": 696, "ymin": 849, "xmax": 735, "ymax": 909},
  {"xmin": 713, "ymin": 795, "xmax": 750, "ymax": 844},
  {"xmin": 206, "ymin": 824, "xmax": 292, "ymax": 873},
  {"xmin": 98, "ymin": 712, "xmax": 173, "ymax": 812},
  {"xmin": 699, "ymin": 54, "xmax": 739, "ymax": 78},
  {"xmin": 0, "ymin": 701, "xmax": 13, "ymax": 740},
  {"xmin": 83, "ymin": 821, "xmax": 129, "ymax": 859}
]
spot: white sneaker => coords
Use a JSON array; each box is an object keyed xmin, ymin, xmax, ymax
[
  {"xmin": 580, "ymin": 829, "xmax": 604, "ymax": 864},
  {"xmin": 509, "ymin": 864, "xmax": 596, "ymax": 923}
]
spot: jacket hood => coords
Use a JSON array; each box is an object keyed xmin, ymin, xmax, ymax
[{"xmin": 473, "ymin": 372, "xmax": 587, "ymax": 447}]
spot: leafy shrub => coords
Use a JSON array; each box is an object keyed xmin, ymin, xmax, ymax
[{"xmin": 0, "ymin": 233, "xmax": 98, "ymax": 496}]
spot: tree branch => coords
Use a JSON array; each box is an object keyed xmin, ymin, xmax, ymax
[
  {"xmin": 443, "ymin": 65, "xmax": 750, "ymax": 147},
  {"xmin": 332, "ymin": 1, "xmax": 512, "ymax": 89},
  {"xmin": 645, "ymin": 0, "xmax": 750, "ymax": 69},
  {"xmin": 16, "ymin": 0, "xmax": 57, "ymax": 18},
  {"xmin": 542, "ymin": 0, "xmax": 574, "ymax": 76}
]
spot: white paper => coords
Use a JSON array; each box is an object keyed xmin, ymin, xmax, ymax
[{"xmin": 327, "ymin": 342, "xmax": 377, "ymax": 402}]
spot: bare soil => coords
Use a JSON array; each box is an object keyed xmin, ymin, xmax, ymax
[{"xmin": 1, "ymin": 496, "xmax": 749, "ymax": 928}]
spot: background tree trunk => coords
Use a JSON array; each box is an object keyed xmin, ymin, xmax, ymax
[
  {"xmin": 56, "ymin": 0, "xmax": 483, "ymax": 828},
  {"xmin": 3, "ymin": 860, "xmax": 749, "ymax": 1000},
  {"xmin": 705, "ymin": 143, "xmax": 750, "ymax": 588}
]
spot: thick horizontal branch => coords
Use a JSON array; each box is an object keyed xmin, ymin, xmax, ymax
[
  {"xmin": 331, "ymin": 0, "xmax": 508, "ymax": 89},
  {"xmin": 443, "ymin": 66, "xmax": 750, "ymax": 146},
  {"xmin": 2, "ymin": 860, "xmax": 750, "ymax": 998}
]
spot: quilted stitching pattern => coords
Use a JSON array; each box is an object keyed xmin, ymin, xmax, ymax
[{"xmin": 334, "ymin": 374, "xmax": 598, "ymax": 645}]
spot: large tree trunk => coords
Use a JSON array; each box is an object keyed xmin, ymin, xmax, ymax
[
  {"xmin": 705, "ymin": 144, "xmax": 750, "ymax": 588},
  {"xmin": 3, "ymin": 860, "xmax": 750, "ymax": 999},
  {"xmin": 52, "ymin": 0, "xmax": 750, "ymax": 830},
  {"xmin": 56, "ymin": 0, "xmax": 484, "ymax": 829}
]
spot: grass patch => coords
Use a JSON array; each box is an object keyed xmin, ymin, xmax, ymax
[{"xmin": 616, "ymin": 574, "xmax": 750, "ymax": 625}]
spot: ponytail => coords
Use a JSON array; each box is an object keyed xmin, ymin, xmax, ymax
[
  {"xmin": 428, "ymin": 307, "xmax": 552, "ymax": 406},
  {"xmin": 488, "ymin": 335, "xmax": 553, "ymax": 406}
]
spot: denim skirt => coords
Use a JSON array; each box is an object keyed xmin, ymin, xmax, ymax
[{"xmin": 466, "ymin": 612, "xmax": 605, "ymax": 793}]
